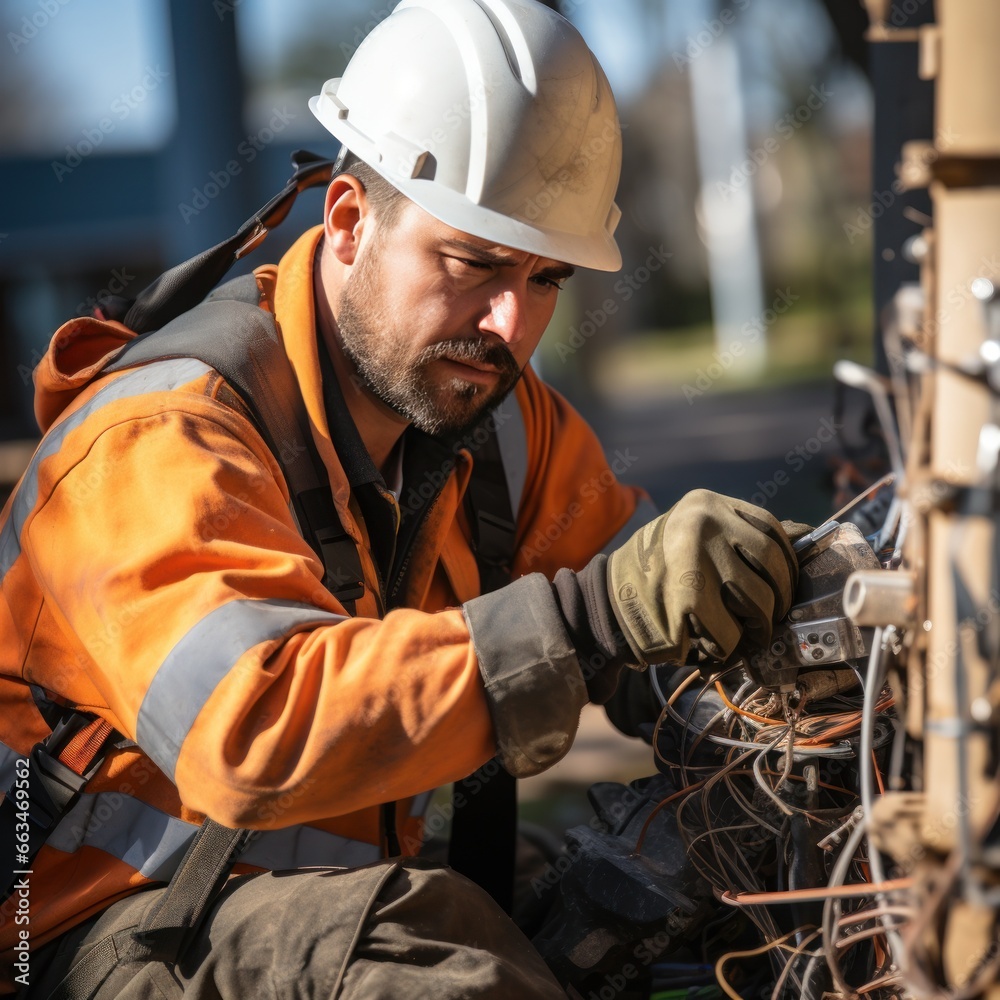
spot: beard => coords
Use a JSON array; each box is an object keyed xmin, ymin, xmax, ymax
[{"xmin": 335, "ymin": 246, "xmax": 523, "ymax": 438}]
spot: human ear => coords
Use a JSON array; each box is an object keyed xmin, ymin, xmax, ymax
[{"xmin": 323, "ymin": 175, "xmax": 370, "ymax": 266}]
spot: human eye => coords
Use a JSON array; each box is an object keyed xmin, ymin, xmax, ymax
[
  {"xmin": 442, "ymin": 254, "xmax": 493, "ymax": 279},
  {"xmin": 531, "ymin": 273, "xmax": 567, "ymax": 291}
]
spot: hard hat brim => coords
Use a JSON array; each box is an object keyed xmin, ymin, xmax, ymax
[{"xmin": 310, "ymin": 94, "xmax": 623, "ymax": 273}]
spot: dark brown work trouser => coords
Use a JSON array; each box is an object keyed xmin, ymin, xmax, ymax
[{"xmin": 23, "ymin": 860, "xmax": 568, "ymax": 999}]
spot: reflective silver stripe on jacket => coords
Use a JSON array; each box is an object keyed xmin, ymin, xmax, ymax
[
  {"xmin": 0, "ymin": 358, "xmax": 212, "ymax": 580},
  {"xmin": 46, "ymin": 790, "xmax": 380, "ymax": 880},
  {"xmin": 241, "ymin": 826, "xmax": 380, "ymax": 871},
  {"xmin": 601, "ymin": 497, "xmax": 659, "ymax": 554},
  {"xmin": 492, "ymin": 396, "xmax": 528, "ymax": 521},
  {"xmin": 136, "ymin": 599, "xmax": 345, "ymax": 781},
  {"xmin": 47, "ymin": 792, "xmax": 196, "ymax": 881}
]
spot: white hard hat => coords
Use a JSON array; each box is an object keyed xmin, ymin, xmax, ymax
[{"xmin": 309, "ymin": 0, "xmax": 623, "ymax": 271}]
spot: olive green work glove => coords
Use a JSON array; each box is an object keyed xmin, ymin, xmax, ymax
[
  {"xmin": 553, "ymin": 490, "xmax": 799, "ymax": 703},
  {"xmin": 608, "ymin": 490, "xmax": 800, "ymax": 666}
]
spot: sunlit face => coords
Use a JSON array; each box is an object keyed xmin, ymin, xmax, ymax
[{"xmin": 335, "ymin": 200, "xmax": 574, "ymax": 436}]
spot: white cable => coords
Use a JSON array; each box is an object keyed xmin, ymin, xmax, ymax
[
  {"xmin": 650, "ymin": 664, "xmax": 668, "ymax": 708},
  {"xmin": 859, "ymin": 625, "xmax": 907, "ymax": 967},
  {"xmin": 834, "ymin": 359, "xmax": 907, "ymax": 486}
]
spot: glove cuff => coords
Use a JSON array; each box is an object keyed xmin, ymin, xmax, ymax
[
  {"xmin": 463, "ymin": 574, "xmax": 587, "ymax": 777},
  {"xmin": 553, "ymin": 554, "xmax": 641, "ymax": 704}
]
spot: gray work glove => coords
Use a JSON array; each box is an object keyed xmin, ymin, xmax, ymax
[{"xmin": 553, "ymin": 490, "xmax": 799, "ymax": 703}]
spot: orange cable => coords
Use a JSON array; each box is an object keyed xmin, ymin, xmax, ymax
[
  {"xmin": 872, "ymin": 749, "xmax": 886, "ymax": 796},
  {"xmin": 719, "ymin": 877, "xmax": 912, "ymax": 906},
  {"xmin": 714, "ymin": 681, "xmax": 776, "ymax": 725}
]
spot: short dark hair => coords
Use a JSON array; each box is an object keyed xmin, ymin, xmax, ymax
[{"xmin": 340, "ymin": 151, "xmax": 407, "ymax": 229}]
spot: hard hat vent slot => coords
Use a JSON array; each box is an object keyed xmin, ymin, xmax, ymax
[
  {"xmin": 415, "ymin": 153, "xmax": 437, "ymax": 181},
  {"xmin": 471, "ymin": 0, "xmax": 524, "ymax": 84}
]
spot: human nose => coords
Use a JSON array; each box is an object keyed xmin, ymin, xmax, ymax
[{"xmin": 479, "ymin": 287, "xmax": 528, "ymax": 346}]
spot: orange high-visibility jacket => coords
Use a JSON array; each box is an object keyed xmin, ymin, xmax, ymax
[{"xmin": 0, "ymin": 226, "xmax": 653, "ymax": 979}]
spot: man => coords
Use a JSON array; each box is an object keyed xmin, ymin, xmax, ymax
[{"xmin": 0, "ymin": 0, "xmax": 797, "ymax": 996}]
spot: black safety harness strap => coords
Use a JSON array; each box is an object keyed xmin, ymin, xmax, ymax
[
  {"xmin": 105, "ymin": 273, "xmax": 366, "ymax": 613},
  {"xmin": 45, "ymin": 820, "xmax": 251, "ymax": 1000},
  {"xmin": 112, "ymin": 149, "xmax": 345, "ymax": 338},
  {"xmin": 1, "ymin": 714, "xmax": 119, "ymax": 902},
  {"xmin": 448, "ymin": 422, "xmax": 519, "ymax": 914}
]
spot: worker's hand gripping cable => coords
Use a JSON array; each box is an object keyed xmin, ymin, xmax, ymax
[{"xmin": 549, "ymin": 490, "xmax": 800, "ymax": 704}]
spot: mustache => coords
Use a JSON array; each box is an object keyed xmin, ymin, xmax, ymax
[{"xmin": 420, "ymin": 337, "xmax": 520, "ymax": 377}]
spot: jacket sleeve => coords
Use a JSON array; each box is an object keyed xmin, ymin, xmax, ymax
[{"xmin": 25, "ymin": 383, "xmax": 513, "ymax": 829}]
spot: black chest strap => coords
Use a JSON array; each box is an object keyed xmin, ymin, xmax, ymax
[
  {"xmin": 104, "ymin": 275, "xmax": 365, "ymax": 614},
  {"xmin": 448, "ymin": 421, "xmax": 519, "ymax": 914},
  {"xmin": 1, "ymin": 714, "xmax": 119, "ymax": 902}
]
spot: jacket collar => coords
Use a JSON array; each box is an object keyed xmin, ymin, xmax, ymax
[
  {"xmin": 268, "ymin": 225, "xmax": 477, "ymax": 612},
  {"xmin": 271, "ymin": 225, "xmax": 359, "ymax": 532}
]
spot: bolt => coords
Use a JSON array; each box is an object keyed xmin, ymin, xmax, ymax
[
  {"xmin": 811, "ymin": 648, "xmax": 825, "ymax": 660},
  {"xmin": 972, "ymin": 277, "xmax": 997, "ymax": 303},
  {"xmin": 807, "ymin": 632, "xmax": 820, "ymax": 645},
  {"xmin": 823, "ymin": 632, "xmax": 837, "ymax": 646},
  {"xmin": 971, "ymin": 697, "xmax": 993, "ymax": 724}
]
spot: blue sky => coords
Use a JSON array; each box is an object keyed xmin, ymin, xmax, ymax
[{"xmin": 1, "ymin": 0, "xmax": 869, "ymax": 158}]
